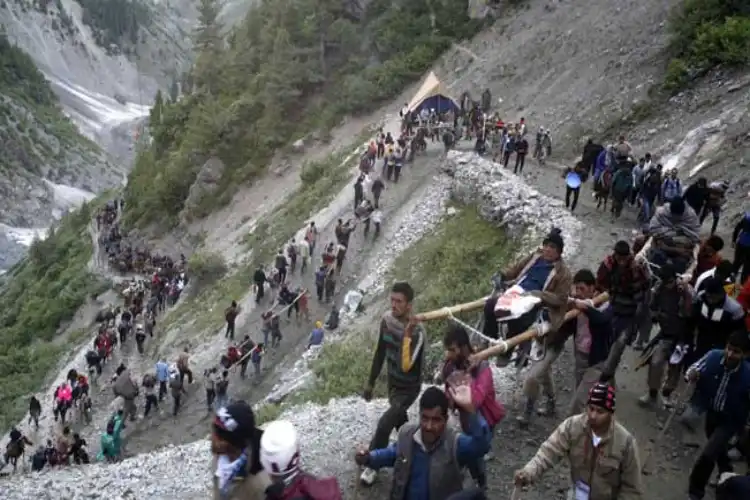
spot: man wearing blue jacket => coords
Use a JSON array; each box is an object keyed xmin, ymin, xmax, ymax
[
  {"xmin": 354, "ymin": 386, "xmax": 491, "ymax": 500},
  {"xmin": 686, "ymin": 331, "xmax": 750, "ymax": 500},
  {"xmin": 155, "ymin": 358, "xmax": 169, "ymax": 401}
]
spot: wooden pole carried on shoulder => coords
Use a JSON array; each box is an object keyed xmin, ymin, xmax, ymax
[
  {"xmin": 414, "ymin": 297, "xmax": 488, "ymax": 321},
  {"xmin": 413, "ymin": 287, "xmax": 610, "ymax": 355}
]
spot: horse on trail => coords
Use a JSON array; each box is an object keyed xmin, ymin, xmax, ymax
[
  {"xmin": 4, "ymin": 438, "xmax": 30, "ymax": 473},
  {"xmin": 594, "ymin": 169, "xmax": 613, "ymax": 211}
]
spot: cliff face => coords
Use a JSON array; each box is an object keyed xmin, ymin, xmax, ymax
[
  {"xmin": 0, "ymin": 32, "xmax": 126, "ymax": 267},
  {"xmin": 0, "ymin": 0, "xmax": 200, "ymax": 267}
]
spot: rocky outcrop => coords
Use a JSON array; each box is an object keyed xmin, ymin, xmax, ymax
[
  {"xmin": 180, "ymin": 157, "xmax": 226, "ymax": 222},
  {"xmin": 444, "ymin": 151, "xmax": 583, "ymax": 258}
]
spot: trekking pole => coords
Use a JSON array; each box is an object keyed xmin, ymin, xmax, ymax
[
  {"xmin": 352, "ymin": 467, "xmax": 362, "ymax": 500},
  {"xmin": 641, "ymin": 381, "xmax": 693, "ymax": 474}
]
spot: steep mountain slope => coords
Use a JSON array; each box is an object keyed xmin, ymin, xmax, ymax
[
  {"xmin": 0, "ymin": 33, "xmax": 125, "ymax": 267},
  {"xmin": 123, "ymin": 0, "xmax": 483, "ymax": 230},
  {"xmin": 0, "ymin": 0, "xmax": 200, "ymax": 267},
  {"xmin": 1, "ymin": 0, "xmax": 749, "ymax": 496}
]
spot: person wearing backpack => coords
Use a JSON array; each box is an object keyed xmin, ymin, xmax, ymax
[
  {"xmin": 661, "ymin": 168, "xmax": 682, "ymax": 202},
  {"xmin": 170, "ymin": 370, "xmax": 187, "ymax": 416},
  {"xmin": 142, "ymin": 373, "xmax": 159, "ymax": 417},
  {"xmin": 112, "ymin": 367, "xmax": 138, "ymax": 422},
  {"xmin": 251, "ymin": 344, "xmax": 264, "ymax": 380},
  {"xmin": 305, "ymin": 222, "xmax": 318, "ymax": 258},
  {"xmin": 215, "ymin": 370, "xmax": 230, "ymax": 411},
  {"xmin": 640, "ymin": 167, "xmax": 661, "ymax": 222},
  {"xmin": 204, "ymin": 368, "xmax": 217, "ymax": 412},
  {"xmin": 315, "ymin": 266, "xmax": 327, "ymax": 301}
]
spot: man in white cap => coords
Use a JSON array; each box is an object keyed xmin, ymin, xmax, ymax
[{"xmin": 261, "ymin": 420, "xmax": 342, "ymax": 499}]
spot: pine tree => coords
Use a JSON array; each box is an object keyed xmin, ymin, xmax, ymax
[
  {"xmin": 193, "ymin": 0, "xmax": 225, "ymax": 94},
  {"xmin": 169, "ymin": 78, "xmax": 179, "ymax": 102},
  {"xmin": 150, "ymin": 89, "xmax": 164, "ymax": 124}
]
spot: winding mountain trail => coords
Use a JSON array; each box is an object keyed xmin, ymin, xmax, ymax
[{"xmin": 120, "ymin": 116, "xmax": 456, "ymax": 454}]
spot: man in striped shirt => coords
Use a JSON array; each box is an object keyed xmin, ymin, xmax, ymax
[
  {"xmin": 685, "ymin": 331, "xmax": 750, "ymax": 500},
  {"xmin": 360, "ymin": 281, "xmax": 425, "ymax": 486}
]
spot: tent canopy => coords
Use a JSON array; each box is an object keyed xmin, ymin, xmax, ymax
[{"xmin": 406, "ymin": 71, "xmax": 460, "ymax": 115}]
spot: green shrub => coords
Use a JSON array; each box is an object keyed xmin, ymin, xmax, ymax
[
  {"xmin": 664, "ymin": 58, "xmax": 691, "ymax": 91},
  {"xmin": 691, "ymin": 16, "xmax": 750, "ymax": 67},
  {"xmin": 390, "ymin": 205, "xmax": 516, "ymax": 339},
  {"xmin": 187, "ymin": 251, "xmax": 228, "ymax": 290},
  {"xmin": 254, "ymin": 402, "xmax": 286, "ymax": 425},
  {"xmin": 123, "ymin": 0, "xmax": 485, "ymax": 229},
  {"xmin": 292, "ymin": 335, "xmax": 388, "ymax": 405},
  {"xmin": 665, "ymin": 0, "xmax": 750, "ymax": 90},
  {"xmin": 0, "ymin": 201, "xmax": 108, "ymax": 432}
]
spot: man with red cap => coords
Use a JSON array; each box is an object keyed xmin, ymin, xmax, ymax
[
  {"xmin": 211, "ymin": 400, "xmax": 270, "ymax": 500},
  {"xmin": 514, "ymin": 382, "xmax": 643, "ymax": 499}
]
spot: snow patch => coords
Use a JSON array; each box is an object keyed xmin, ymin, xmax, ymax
[
  {"xmin": 47, "ymin": 76, "xmax": 150, "ymax": 140},
  {"xmin": 0, "ymin": 224, "xmax": 48, "ymax": 247}
]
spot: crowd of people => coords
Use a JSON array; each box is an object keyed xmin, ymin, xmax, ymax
[
  {"xmin": 2, "ymin": 120, "xmax": 410, "ymax": 483},
  {"xmin": 8, "ymin": 95, "xmax": 750, "ymax": 500},
  {"xmin": 195, "ymin": 117, "xmax": 750, "ymax": 500},
  {"xmin": 2, "ymin": 200, "xmax": 192, "ymax": 473}
]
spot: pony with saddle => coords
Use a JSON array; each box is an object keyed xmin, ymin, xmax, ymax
[{"xmin": 3, "ymin": 430, "xmax": 32, "ymax": 473}]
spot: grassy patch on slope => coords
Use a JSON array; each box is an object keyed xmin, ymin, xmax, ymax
[
  {"xmin": 0, "ymin": 201, "xmax": 110, "ymax": 432},
  {"xmin": 664, "ymin": 0, "xmax": 750, "ymax": 91},
  {"xmin": 274, "ymin": 205, "xmax": 517, "ymax": 408}
]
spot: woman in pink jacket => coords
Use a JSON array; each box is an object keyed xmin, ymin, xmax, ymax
[
  {"xmin": 442, "ymin": 325, "xmax": 506, "ymax": 490},
  {"xmin": 53, "ymin": 383, "xmax": 73, "ymax": 424}
]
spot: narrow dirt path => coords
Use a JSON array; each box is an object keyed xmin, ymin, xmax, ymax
[
  {"xmin": 1, "ymin": 209, "xmax": 156, "ymax": 468},
  {"xmin": 121, "ymin": 120, "xmax": 453, "ymax": 453}
]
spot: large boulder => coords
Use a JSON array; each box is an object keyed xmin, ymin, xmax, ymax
[
  {"xmin": 179, "ymin": 157, "xmax": 226, "ymax": 223},
  {"xmin": 443, "ymin": 151, "xmax": 582, "ymax": 258}
]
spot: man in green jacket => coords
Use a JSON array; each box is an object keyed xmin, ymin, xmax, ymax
[{"xmin": 98, "ymin": 412, "xmax": 124, "ymax": 462}]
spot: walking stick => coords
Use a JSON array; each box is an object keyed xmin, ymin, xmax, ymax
[{"xmin": 641, "ymin": 381, "xmax": 694, "ymax": 475}]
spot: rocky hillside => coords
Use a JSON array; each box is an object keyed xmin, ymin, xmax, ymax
[
  {"xmin": 0, "ymin": 0, "xmax": 749, "ymax": 497},
  {"xmin": 0, "ymin": 33, "xmax": 126, "ymax": 267}
]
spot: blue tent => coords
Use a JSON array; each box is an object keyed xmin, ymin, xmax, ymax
[{"xmin": 406, "ymin": 71, "xmax": 460, "ymax": 115}]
